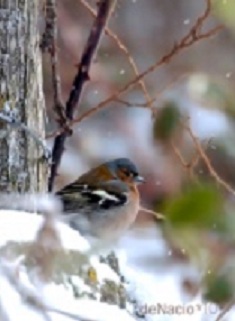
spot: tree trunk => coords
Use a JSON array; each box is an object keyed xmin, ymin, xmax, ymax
[{"xmin": 0, "ymin": 0, "xmax": 47, "ymax": 193}]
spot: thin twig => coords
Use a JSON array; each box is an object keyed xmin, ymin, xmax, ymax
[
  {"xmin": 80, "ymin": 0, "xmax": 155, "ymax": 113},
  {"xmin": 47, "ymin": 0, "xmax": 223, "ymax": 139},
  {"xmin": 188, "ymin": 137, "xmax": 212, "ymax": 179},
  {"xmin": 170, "ymin": 139, "xmax": 200, "ymax": 181},
  {"xmin": 215, "ymin": 300, "xmax": 235, "ymax": 321},
  {"xmin": 170, "ymin": 141, "xmax": 189, "ymax": 168},
  {"xmin": 69, "ymin": 0, "xmax": 222, "ymax": 122},
  {"xmin": 48, "ymin": 0, "xmax": 116, "ymax": 191},
  {"xmin": 115, "ymin": 98, "xmax": 156, "ymax": 108},
  {"xmin": 115, "ymin": 72, "xmax": 189, "ymax": 108},
  {"xmin": 184, "ymin": 124, "xmax": 235, "ymax": 196},
  {"xmin": 139, "ymin": 207, "xmax": 165, "ymax": 220},
  {"xmin": 170, "ymin": 136, "xmax": 212, "ymax": 182}
]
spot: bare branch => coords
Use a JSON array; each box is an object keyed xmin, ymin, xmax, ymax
[
  {"xmin": 48, "ymin": 0, "xmax": 116, "ymax": 191},
  {"xmin": 171, "ymin": 136, "xmax": 212, "ymax": 182},
  {"xmin": 139, "ymin": 207, "xmax": 165, "ymax": 220},
  {"xmin": 170, "ymin": 141, "xmax": 189, "ymax": 168},
  {"xmin": 47, "ymin": 0, "xmax": 223, "ymax": 139},
  {"xmin": 214, "ymin": 300, "xmax": 234, "ymax": 321},
  {"xmin": 69, "ymin": 1, "xmax": 222, "ymax": 123},
  {"xmin": 80, "ymin": 0, "xmax": 155, "ymax": 113},
  {"xmin": 115, "ymin": 72, "xmax": 190, "ymax": 108},
  {"xmin": 184, "ymin": 124, "xmax": 235, "ymax": 196}
]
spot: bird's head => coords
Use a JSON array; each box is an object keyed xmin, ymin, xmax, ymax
[{"xmin": 106, "ymin": 158, "xmax": 145, "ymax": 185}]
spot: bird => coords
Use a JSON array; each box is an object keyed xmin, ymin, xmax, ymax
[{"xmin": 56, "ymin": 158, "xmax": 144, "ymax": 242}]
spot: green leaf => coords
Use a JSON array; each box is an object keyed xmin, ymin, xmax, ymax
[
  {"xmin": 204, "ymin": 273, "xmax": 233, "ymax": 305},
  {"xmin": 153, "ymin": 102, "xmax": 181, "ymax": 142},
  {"xmin": 165, "ymin": 184, "xmax": 223, "ymax": 229},
  {"xmin": 213, "ymin": 0, "xmax": 235, "ymax": 31}
]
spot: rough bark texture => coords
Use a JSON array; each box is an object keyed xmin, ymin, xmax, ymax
[{"xmin": 0, "ymin": 0, "xmax": 47, "ymax": 192}]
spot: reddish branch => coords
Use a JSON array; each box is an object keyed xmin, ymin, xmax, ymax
[
  {"xmin": 80, "ymin": 0, "xmax": 155, "ymax": 112},
  {"xmin": 215, "ymin": 300, "xmax": 235, "ymax": 321},
  {"xmin": 47, "ymin": 0, "xmax": 223, "ymax": 140},
  {"xmin": 48, "ymin": 0, "xmax": 115, "ymax": 191},
  {"xmin": 184, "ymin": 125, "xmax": 235, "ymax": 196}
]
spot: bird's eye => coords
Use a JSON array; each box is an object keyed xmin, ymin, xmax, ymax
[
  {"xmin": 122, "ymin": 169, "xmax": 136, "ymax": 178},
  {"xmin": 122, "ymin": 169, "xmax": 130, "ymax": 176}
]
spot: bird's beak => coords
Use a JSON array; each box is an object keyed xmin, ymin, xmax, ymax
[{"xmin": 134, "ymin": 175, "xmax": 145, "ymax": 184}]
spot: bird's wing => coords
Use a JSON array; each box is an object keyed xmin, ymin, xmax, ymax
[{"xmin": 56, "ymin": 180, "xmax": 128, "ymax": 211}]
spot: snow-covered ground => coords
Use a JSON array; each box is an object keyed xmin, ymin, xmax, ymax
[
  {"xmin": 117, "ymin": 226, "xmax": 235, "ymax": 321},
  {"xmin": 0, "ymin": 209, "xmax": 233, "ymax": 321}
]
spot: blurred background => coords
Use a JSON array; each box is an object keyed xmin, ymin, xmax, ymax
[{"xmin": 44, "ymin": 0, "xmax": 235, "ymax": 319}]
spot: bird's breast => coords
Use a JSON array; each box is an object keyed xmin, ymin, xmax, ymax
[{"xmin": 91, "ymin": 196, "xmax": 140, "ymax": 239}]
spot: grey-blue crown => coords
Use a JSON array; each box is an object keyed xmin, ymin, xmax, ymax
[{"xmin": 106, "ymin": 158, "xmax": 139, "ymax": 176}]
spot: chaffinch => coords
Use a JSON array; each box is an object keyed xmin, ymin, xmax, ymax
[{"xmin": 57, "ymin": 158, "xmax": 144, "ymax": 241}]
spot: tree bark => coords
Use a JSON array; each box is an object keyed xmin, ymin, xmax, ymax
[{"xmin": 0, "ymin": 0, "xmax": 47, "ymax": 193}]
